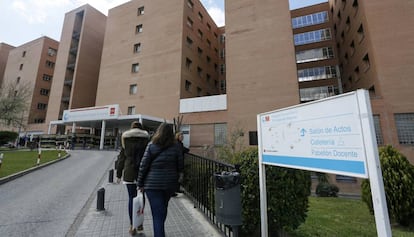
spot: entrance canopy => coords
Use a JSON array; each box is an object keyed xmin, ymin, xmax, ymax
[{"xmin": 48, "ymin": 104, "xmax": 170, "ymax": 149}]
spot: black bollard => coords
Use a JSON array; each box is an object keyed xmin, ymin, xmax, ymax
[
  {"xmin": 97, "ymin": 187, "xmax": 105, "ymax": 211},
  {"xmin": 109, "ymin": 169, "xmax": 114, "ymax": 183}
]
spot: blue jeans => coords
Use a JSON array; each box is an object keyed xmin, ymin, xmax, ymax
[
  {"xmin": 145, "ymin": 189, "xmax": 173, "ymax": 237},
  {"xmin": 126, "ymin": 184, "xmax": 137, "ymax": 225}
]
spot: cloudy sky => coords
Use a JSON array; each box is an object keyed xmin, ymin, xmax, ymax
[{"xmin": 0, "ymin": 0, "xmax": 326, "ymax": 47}]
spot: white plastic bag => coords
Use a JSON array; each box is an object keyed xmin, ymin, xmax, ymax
[{"xmin": 132, "ymin": 191, "xmax": 144, "ymax": 229}]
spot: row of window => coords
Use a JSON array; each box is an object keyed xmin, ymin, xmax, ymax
[
  {"xmin": 373, "ymin": 113, "xmax": 414, "ymax": 146},
  {"xmin": 297, "ymin": 66, "xmax": 337, "ymax": 82},
  {"xmin": 292, "ymin": 11, "xmax": 329, "ymax": 29},
  {"xmin": 185, "ymin": 57, "xmax": 225, "ymax": 75},
  {"xmin": 184, "ymin": 79, "xmax": 219, "ymax": 94},
  {"xmin": 294, "ymin": 28, "xmax": 332, "ymax": 46},
  {"xmin": 296, "ymin": 47, "xmax": 334, "ymax": 63},
  {"xmin": 20, "ymin": 47, "xmax": 57, "ymax": 58},
  {"xmin": 299, "ymin": 85, "xmax": 339, "ymax": 102},
  {"xmin": 186, "ymin": 36, "xmax": 221, "ymax": 59}
]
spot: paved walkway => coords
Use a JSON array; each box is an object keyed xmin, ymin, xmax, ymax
[{"xmin": 71, "ymin": 167, "xmax": 224, "ymax": 237}]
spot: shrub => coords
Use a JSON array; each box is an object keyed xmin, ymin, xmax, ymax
[
  {"xmin": 236, "ymin": 148, "xmax": 311, "ymax": 236},
  {"xmin": 316, "ymin": 182, "xmax": 339, "ymax": 197},
  {"xmin": 361, "ymin": 145, "xmax": 414, "ymax": 227},
  {"xmin": 0, "ymin": 131, "xmax": 18, "ymax": 146}
]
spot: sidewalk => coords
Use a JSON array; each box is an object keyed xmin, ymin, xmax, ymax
[{"xmin": 72, "ymin": 179, "xmax": 224, "ymax": 237}]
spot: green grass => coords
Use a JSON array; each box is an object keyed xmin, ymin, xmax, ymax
[
  {"xmin": 0, "ymin": 150, "xmax": 67, "ymax": 178},
  {"xmin": 289, "ymin": 197, "xmax": 414, "ymax": 237}
]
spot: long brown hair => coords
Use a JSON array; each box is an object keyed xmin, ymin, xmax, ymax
[{"xmin": 151, "ymin": 123, "xmax": 175, "ymax": 148}]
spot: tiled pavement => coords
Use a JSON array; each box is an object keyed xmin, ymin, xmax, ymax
[{"xmin": 72, "ymin": 179, "xmax": 224, "ymax": 237}]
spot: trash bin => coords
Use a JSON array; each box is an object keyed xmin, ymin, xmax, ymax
[{"xmin": 214, "ymin": 171, "xmax": 242, "ymax": 226}]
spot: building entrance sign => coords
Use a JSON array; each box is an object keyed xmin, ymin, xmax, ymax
[
  {"xmin": 257, "ymin": 90, "xmax": 391, "ymax": 237},
  {"xmin": 62, "ymin": 104, "xmax": 119, "ymax": 122}
]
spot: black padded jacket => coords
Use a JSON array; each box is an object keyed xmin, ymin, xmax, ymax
[{"xmin": 137, "ymin": 142, "xmax": 184, "ymax": 191}]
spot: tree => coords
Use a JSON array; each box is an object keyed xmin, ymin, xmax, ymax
[{"xmin": 0, "ymin": 81, "xmax": 32, "ymax": 128}]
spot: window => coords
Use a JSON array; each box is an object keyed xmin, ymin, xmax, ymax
[
  {"xmin": 16, "ymin": 77, "xmax": 20, "ymax": 84},
  {"xmin": 345, "ymin": 17, "xmax": 351, "ymax": 32},
  {"xmin": 206, "ymin": 73, "xmax": 211, "ymax": 82},
  {"xmin": 186, "ymin": 37, "xmax": 193, "ymax": 48},
  {"xmin": 198, "ymin": 12, "xmax": 203, "ymax": 21},
  {"xmin": 46, "ymin": 60, "xmax": 55, "ymax": 68},
  {"xmin": 394, "ymin": 113, "xmax": 414, "ymax": 145},
  {"xmin": 357, "ymin": 24, "xmax": 364, "ymax": 42},
  {"xmin": 197, "ymin": 67, "xmax": 202, "ymax": 78},
  {"xmin": 220, "ymin": 64, "xmax": 225, "ymax": 75},
  {"xmin": 291, "ymin": 11, "xmax": 328, "ymax": 29},
  {"xmin": 197, "ymin": 87, "xmax": 202, "ymax": 96},
  {"xmin": 297, "ymin": 66, "xmax": 337, "ymax": 82},
  {"xmin": 34, "ymin": 118, "xmax": 45, "ymax": 124},
  {"xmin": 197, "ymin": 47, "xmax": 203, "ymax": 57},
  {"xmin": 299, "ymin": 86, "xmax": 338, "ymax": 102},
  {"xmin": 206, "ymin": 39, "xmax": 211, "ymax": 48},
  {"xmin": 214, "ymin": 123, "xmax": 227, "ymax": 145},
  {"xmin": 136, "ymin": 24, "xmax": 143, "ymax": 34},
  {"xmin": 220, "ymin": 34, "xmax": 226, "ymax": 44},
  {"xmin": 137, "ymin": 6, "xmax": 144, "ymax": 15},
  {"xmin": 187, "ymin": 17, "xmax": 193, "ymax": 28},
  {"xmin": 295, "ymin": 47, "xmax": 334, "ymax": 63},
  {"xmin": 220, "ymin": 49, "xmax": 225, "ymax": 59},
  {"xmin": 363, "ymin": 53, "xmax": 370, "ymax": 71},
  {"xmin": 187, "ymin": 0, "xmax": 194, "ymax": 9},
  {"xmin": 336, "ymin": 175, "xmax": 357, "ymax": 183},
  {"xmin": 214, "ymin": 80, "xmax": 218, "ymax": 88},
  {"xmin": 48, "ymin": 47, "xmax": 57, "ymax": 56},
  {"xmin": 185, "ymin": 58, "xmax": 192, "ymax": 69},
  {"xmin": 40, "ymin": 88, "xmax": 49, "ymax": 96},
  {"xmin": 134, "ymin": 43, "xmax": 142, "ymax": 53},
  {"xmin": 198, "ymin": 29, "xmax": 203, "ymax": 39},
  {"xmin": 19, "ymin": 64, "xmax": 23, "ymax": 70},
  {"xmin": 207, "ymin": 23, "xmax": 211, "ymax": 31},
  {"xmin": 22, "ymin": 51, "xmax": 26, "ymax": 57},
  {"xmin": 354, "ymin": 66, "xmax": 360, "ymax": 81},
  {"xmin": 220, "ymin": 79, "xmax": 226, "ymax": 92},
  {"xmin": 294, "ymin": 29, "xmax": 332, "ymax": 46},
  {"xmin": 206, "ymin": 55, "xmax": 211, "ymax": 63},
  {"xmin": 373, "ymin": 115, "xmax": 384, "ymax": 145},
  {"xmin": 127, "ymin": 106, "xmax": 136, "ymax": 115},
  {"xmin": 350, "ymin": 41, "xmax": 355, "ymax": 56},
  {"xmin": 129, "ymin": 84, "xmax": 137, "ymax": 95},
  {"xmin": 185, "ymin": 80, "xmax": 192, "ymax": 91},
  {"xmin": 132, "ymin": 63, "xmax": 140, "ymax": 73},
  {"xmin": 37, "ymin": 103, "xmax": 47, "ymax": 110},
  {"xmin": 43, "ymin": 74, "xmax": 52, "ymax": 81}
]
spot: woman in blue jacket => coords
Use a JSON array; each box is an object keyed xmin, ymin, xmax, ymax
[{"xmin": 137, "ymin": 123, "xmax": 184, "ymax": 237}]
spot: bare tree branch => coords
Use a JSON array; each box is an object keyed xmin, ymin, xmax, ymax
[{"xmin": 0, "ymin": 81, "xmax": 32, "ymax": 128}]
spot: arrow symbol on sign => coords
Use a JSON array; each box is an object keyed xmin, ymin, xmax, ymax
[{"xmin": 300, "ymin": 128, "xmax": 306, "ymax": 137}]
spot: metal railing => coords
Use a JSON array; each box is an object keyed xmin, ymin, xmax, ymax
[{"xmin": 182, "ymin": 153, "xmax": 237, "ymax": 237}]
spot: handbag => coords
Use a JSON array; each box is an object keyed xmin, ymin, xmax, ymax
[{"xmin": 132, "ymin": 191, "xmax": 145, "ymax": 229}]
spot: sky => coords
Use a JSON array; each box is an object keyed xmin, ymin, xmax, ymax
[{"xmin": 0, "ymin": 0, "xmax": 327, "ymax": 47}]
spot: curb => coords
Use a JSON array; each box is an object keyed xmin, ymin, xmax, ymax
[{"xmin": 0, "ymin": 153, "xmax": 71, "ymax": 185}]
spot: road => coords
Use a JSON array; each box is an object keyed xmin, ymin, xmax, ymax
[{"xmin": 0, "ymin": 150, "xmax": 117, "ymax": 237}]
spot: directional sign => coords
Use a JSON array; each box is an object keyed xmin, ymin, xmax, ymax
[
  {"xmin": 257, "ymin": 90, "xmax": 391, "ymax": 237},
  {"xmin": 259, "ymin": 91, "xmax": 369, "ymax": 178}
]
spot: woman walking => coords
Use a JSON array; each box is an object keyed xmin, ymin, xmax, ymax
[{"xmin": 137, "ymin": 123, "xmax": 184, "ymax": 237}]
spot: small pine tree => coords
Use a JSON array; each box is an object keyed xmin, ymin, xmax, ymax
[{"xmin": 361, "ymin": 145, "xmax": 414, "ymax": 227}]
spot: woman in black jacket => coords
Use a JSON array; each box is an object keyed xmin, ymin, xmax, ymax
[{"xmin": 137, "ymin": 123, "xmax": 184, "ymax": 237}]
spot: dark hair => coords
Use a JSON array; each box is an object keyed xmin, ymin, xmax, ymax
[
  {"xmin": 131, "ymin": 121, "xmax": 143, "ymax": 129},
  {"xmin": 151, "ymin": 123, "xmax": 175, "ymax": 148}
]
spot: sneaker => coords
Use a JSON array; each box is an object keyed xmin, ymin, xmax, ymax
[
  {"xmin": 137, "ymin": 225, "xmax": 144, "ymax": 231},
  {"xmin": 129, "ymin": 226, "xmax": 137, "ymax": 236}
]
